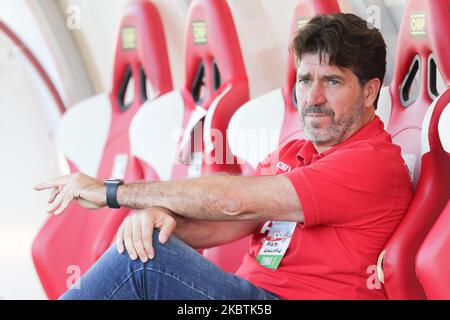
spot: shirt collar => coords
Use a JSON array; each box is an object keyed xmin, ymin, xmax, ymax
[{"xmin": 296, "ymin": 116, "xmax": 386, "ymax": 165}]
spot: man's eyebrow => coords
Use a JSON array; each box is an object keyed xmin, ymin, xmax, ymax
[
  {"xmin": 296, "ymin": 73, "xmax": 310, "ymax": 80},
  {"xmin": 321, "ymin": 74, "xmax": 345, "ymax": 81},
  {"xmin": 296, "ymin": 73, "xmax": 345, "ymax": 81}
]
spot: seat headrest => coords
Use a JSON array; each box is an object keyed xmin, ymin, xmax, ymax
[
  {"xmin": 421, "ymin": 88, "xmax": 450, "ymax": 155},
  {"xmin": 384, "ymin": 0, "xmax": 450, "ymax": 186},
  {"xmin": 57, "ymin": 94, "xmax": 112, "ymax": 177},
  {"xmin": 111, "ymin": 0, "xmax": 172, "ymax": 110},
  {"xmin": 129, "ymin": 91, "xmax": 186, "ymax": 181},
  {"xmin": 227, "ymin": 89, "xmax": 286, "ymax": 169},
  {"xmin": 184, "ymin": 0, "xmax": 247, "ymax": 107},
  {"xmin": 376, "ymin": 87, "xmax": 392, "ymax": 128},
  {"xmin": 390, "ymin": 0, "xmax": 450, "ymax": 109}
]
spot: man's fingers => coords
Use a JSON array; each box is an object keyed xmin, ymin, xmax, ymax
[
  {"xmin": 48, "ymin": 188, "xmax": 60, "ymax": 204},
  {"xmin": 123, "ymin": 217, "xmax": 138, "ymax": 260},
  {"xmin": 132, "ymin": 214, "xmax": 148, "ymax": 263},
  {"xmin": 34, "ymin": 176, "xmax": 68, "ymax": 191},
  {"xmin": 159, "ymin": 216, "xmax": 176, "ymax": 244},
  {"xmin": 141, "ymin": 213, "xmax": 155, "ymax": 259},
  {"xmin": 53, "ymin": 191, "xmax": 74, "ymax": 216},
  {"xmin": 47, "ymin": 189, "xmax": 66, "ymax": 214},
  {"xmin": 116, "ymin": 221, "xmax": 125, "ymax": 254}
]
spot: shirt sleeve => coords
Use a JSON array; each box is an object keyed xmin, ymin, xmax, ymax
[{"xmin": 284, "ymin": 143, "xmax": 399, "ymax": 228}]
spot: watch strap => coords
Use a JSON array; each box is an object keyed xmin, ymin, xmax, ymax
[{"xmin": 105, "ymin": 180, "xmax": 123, "ymax": 209}]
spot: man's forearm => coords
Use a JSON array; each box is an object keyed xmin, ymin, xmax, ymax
[
  {"xmin": 172, "ymin": 214, "xmax": 259, "ymax": 249},
  {"xmin": 117, "ymin": 176, "xmax": 238, "ymax": 220},
  {"xmin": 116, "ymin": 175, "xmax": 304, "ymax": 223}
]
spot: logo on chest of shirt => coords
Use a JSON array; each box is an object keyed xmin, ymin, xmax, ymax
[{"xmin": 276, "ymin": 162, "xmax": 292, "ymax": 172}]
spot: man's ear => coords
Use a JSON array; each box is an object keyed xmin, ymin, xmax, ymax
[{"xmin": 363, "ymin": 78, "xmax": 382, "ymax": 108}]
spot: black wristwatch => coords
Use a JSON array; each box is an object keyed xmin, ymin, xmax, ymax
[{"xmin": 104, "ymin": 179, "xmax": 124, "ymax": 209}]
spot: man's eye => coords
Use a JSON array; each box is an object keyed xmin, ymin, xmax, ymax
[
  {"xmin": 328, "ymin": 79, "xmax": 340, "ymax": 86},
  {"xmin": 297, "ymin": 78, "xmax": 310, "ymax": 85}
]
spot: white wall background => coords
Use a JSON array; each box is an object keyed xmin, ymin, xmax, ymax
[{"xmin": 0, "ymin": 34, "xmax": 61, "ymax": 300}]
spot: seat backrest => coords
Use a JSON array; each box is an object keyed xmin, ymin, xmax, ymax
[
  {"xmin": 379, "ymin": 87, "xmax": 450, "ymax": 299},
  {"xmin": 206, "ymin": 0, "xmax": 340, "ymax": 273},
  {"xmin": 32, "ymin": 0, "xmax": 172, "ymax": 300},
  {"xmin": 227, "ymin": 0, "xmax": 340, "ymax": 171},
  {"xmin": 416, "ymin": 199, "xmax": 450, "ymax": 299},
  {"xmin": 176, "ymin": 0, "xmax": 249, "ymax": 178},
  {"xmin": 382, "ymin": 0, "xmax": 450, "ymax": 187},
  {"xmin": 56, "ymin": 0, "xmax": 173, "ymax": 179},
  {"xmin": 375, "ymin": 0, "xmax": 450, "ymax": 300},
  {"xmin": 415, "ymin": 88, "xmax": 450, "ymax": 299},
  {"xmin": 130, "ymin": 0, "xmax": 249, "ymax": 183}
]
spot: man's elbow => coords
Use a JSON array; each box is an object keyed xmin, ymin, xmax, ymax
[
  {"xmin": 217, "ymin": 195, "xmax": 264, "ymax": 221},
  {"xmin": 219, "ymin": 197, "xmax": 245, "ymax": 217},
  {"xmin": 213, "ymin": 187, "xmax": 251, "ymax": 219}
]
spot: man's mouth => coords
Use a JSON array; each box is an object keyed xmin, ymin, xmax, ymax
[{"xmin": 306, "ymin": 113, "xmax": 329, "ymax": 117}]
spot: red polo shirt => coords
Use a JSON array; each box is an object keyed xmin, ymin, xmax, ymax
[{"xmin": 235, "ymin": 116, "xmax": 413, "ymax": 299}]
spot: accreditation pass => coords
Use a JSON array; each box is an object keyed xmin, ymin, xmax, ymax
[{"xmin": 256, "ymin": 221, "xmax": 297, "ymax": 270}]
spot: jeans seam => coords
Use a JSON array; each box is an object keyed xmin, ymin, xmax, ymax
[
  {"xmin": 107, "ymin": 272, "xmax": 137, "ymax": 300},
  {"xmin": 145, "ymin": 267, "xmax": 215, "ymax": 300},
  {"xmin": 142, "ymin": 263, "xmax": 147, "ymax": 300},
  {"xmin": 107, "ymin": 267, "xmax": 215, "ymax": 300}
]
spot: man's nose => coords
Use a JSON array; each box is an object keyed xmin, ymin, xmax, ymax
[{"xmin": 306, "ymin": 81, "xmax": 326, "ymax": 106}]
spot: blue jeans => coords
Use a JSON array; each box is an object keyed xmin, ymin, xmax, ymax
[{"xmin": 60, "ymin": 231, "xmax": 281, "ymax": 300}]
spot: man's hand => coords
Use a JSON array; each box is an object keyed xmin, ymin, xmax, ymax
[
  {"xmin": 116, "ymin": 208, "xmax": 177, "ymax": 263},
  {"xmin": 34, "ymin": 173, "xmax": 106, "ymax": 216}
]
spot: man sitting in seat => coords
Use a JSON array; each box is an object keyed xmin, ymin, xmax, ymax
[{"xmin": 34, "ymin": 13, "xmax": 412, "ymax": 300}]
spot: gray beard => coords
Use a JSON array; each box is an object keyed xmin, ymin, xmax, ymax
[{"xmin": 300, "ymin": 96, "xmax": 365, "ymax": 145}]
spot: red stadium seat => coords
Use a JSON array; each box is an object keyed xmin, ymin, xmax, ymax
[
  {"xmin": 376, "ymin": 0, "xmax": 450, "ymax": 300},
  {"xmin": 129, "ymin": 0, "xmax": 249, "ymax": 273},
  {"xmin": 129, "ymin": 0, "xmax": 249, "ymax": 185},
  {"xmin": 176, "ymin": 0, "xmax": 250, "ymax": 178},
  {"xmin": 416, "ymin": 200, "xmax": 450, "ymax": 299},
  {"xmin": 414, "ymin": 88, "xmax": 450, "ymax": 300},
  {"xmin": 31, "ymin": 0, "xmax": 173, "ymax": 300},
  {"xmin": 205, "ymin": 0, "xmax": 341, "ymax": 274}
]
